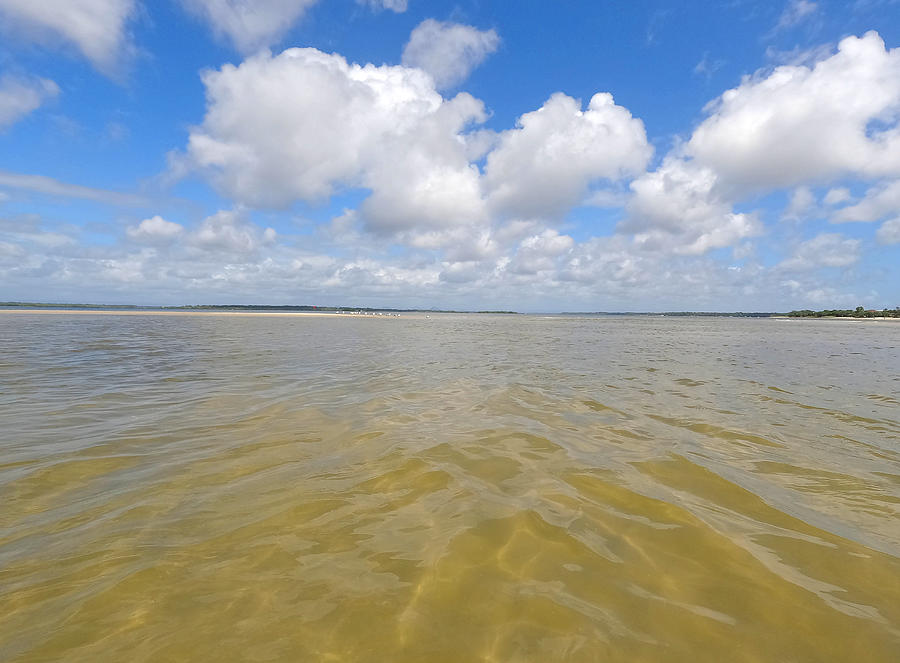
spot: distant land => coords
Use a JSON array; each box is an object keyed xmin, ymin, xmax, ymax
[
  {"xmin": 566, "ymin": 309, "xmax": 899, "ymax": 318},
  {"xmin": 0, "ymin": 302, "xmax": 518, "ymax": 315},
  {"xmin": 560, "ymin": 311, "xmax": 779, "ymax": 317},
  {"xmin": 3, "ymin": 303, "xmax": 899, "ymax": 317},
  {"xmin": 785, "ymin": 307, "xmax": 900, "ymax": 318}
]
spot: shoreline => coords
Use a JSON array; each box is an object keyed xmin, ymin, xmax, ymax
[
  {"xmin": 772, "ymin": 315, "xmax": 900, "ymax": 321},
  {"xmin": 3, "ymin": 309, "xmax": 898, "ymax": 320},
  {"xmin": 0, "ymin": 309, "xmax": 396, "ymax": 318}
]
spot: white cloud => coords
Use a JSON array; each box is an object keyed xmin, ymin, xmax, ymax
[
  {"xmin": 779, "ymin": 233, "xmax": 861, "ymax": 270},
  {"xmin": 166, "ymin": 31, "xmax": 897, "ymax": 308},
  {"xmin": 358, "ymin": 0, "xmax": 407, "ymax": 12},
  {"xmin": 556, "ymin": 234, "xmax": 784, "ymax": 309},
  {"xmin": 181, "ymin": 0, "xmax": 319, "ymax": 53},
  {"xmin": 0, "ymin": 215, "xmax": 78, "ymax": 249},
  {"xmin": 823, "ymin": 187, "xmax": 851, "ymax": 205},
  {"xmin": 182, "ymin": 46, "xmax": 652, "ymax": 254},
  {"xmin": 0, "ymin": 0, "xmax": 136, "ymax": 72},
  {"xmin": 0, "ymin": 170, "xmax": 147, "ymax": 205},
  {"xmin": 831, "ymin": 180, "xmax": 900, "ymax": 222},
  {"xmin": 0, "ymin": 75, "xmax": 59, "ymax": 130},
  {"xmin": 779, "ymin": 280, "xmax": 859, "ymax": 308},
  {"xmin": 127, "ymin": 216, "xmax": 184, "ymax": 244},
  {"xmin": 688, "ymin": 33, "xmax": 900, "ymax": 197},
  {"xmin": 0, "ymin": 205, "xmax": 886, "ymax": 312},
  {"xmin": 560, "ymin": 236, "xmax": 650, "ymax": 288},
  {"xmin": 784, "ymin": 186, "xmax": 815, "ymax": 220},
  {"xmin": 358, "ymin": 93, "xmax": 489, "ymax": 234},
  {"xmin": 183, "ymin": 48, "xmax": 503, "ymax": 241},
  {"xmin": 623, "ymin": 31, "xmax": 900, "ymax": 256},
  {"xmin": 485, "ymin": 92, "xmax": 651, "ymax": 220},
  {"xmin": 439, "ymin": 260, "xmax": 487, "ymax": 284},
  {"xmin": 508, "ymin": 229, "xmax": 574, "ymax": 275},
  {"xmin": 876, "ymin": 217, "xmax": 900, "ymax": 244},
  {"xmin": 402, "ymin": 19, "xmax": 499, "ymax": 90},
  {"xmin": 191, "ymin": 210, "xmax": 275, "ymax": 254},
  {"xmin": 443, "ymin": 230, "xmax": 499, "ymax": 263},
  {"xmin": 624, "ymin": 158, "xmax": 762, "ymax": 255},
  {"xmin": 186, "ymin": 49, "xmax": 455, "ymax": 207},
  {"xmin": 775, "ymin": 0, "xmax": 819, "ymax": 31}
]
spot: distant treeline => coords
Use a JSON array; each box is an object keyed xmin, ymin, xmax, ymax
[
  {"xmin": 173, "ymin": 305, "xmax": 517, "ymax": 314},
  {"xmin": 787, "ymin": 307, "xmax": 900, "ymax": 318},
  {"xmin": 0, "ymin": 302, "xmax": 141, "ymax": 309}
]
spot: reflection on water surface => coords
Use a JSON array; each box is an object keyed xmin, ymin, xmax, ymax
[{"xmin": 1, "ymin": 313, "xmax": 898, "ymax": 661}]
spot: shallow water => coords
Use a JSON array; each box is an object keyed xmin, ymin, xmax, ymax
[{"xmin": 1, "ymin": 312, "xmax": 898, "ymax": 662}]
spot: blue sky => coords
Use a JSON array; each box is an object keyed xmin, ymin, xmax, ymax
[{"xmin": 1, "ymin": 0, "xmax": 899, "ymax": 311}]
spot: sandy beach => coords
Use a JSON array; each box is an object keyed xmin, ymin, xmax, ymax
[{"xmin": 772, "ymin": 315, "xmax": 900, "ymax": 321}]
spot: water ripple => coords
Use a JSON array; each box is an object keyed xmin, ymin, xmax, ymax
[{"xmin": 1, "ymin": 313, "xmax": 898, "ymax": 661}]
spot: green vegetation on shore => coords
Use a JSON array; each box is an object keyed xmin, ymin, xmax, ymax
[{"xmin": 787, "ymin": 306, "xmax": 900, "ymax": 318}]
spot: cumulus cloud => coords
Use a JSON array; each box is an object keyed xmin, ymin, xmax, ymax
[
  {"xmin": 0, "ymin": 75, "xmax": 59, "ymax": 130},
  {"xmin": 555, "ymin": 234, "xmax": 792, "ymax": 309},
  {"xmin": 127, "ymin": 216, "xmax": 184, "ymax": 244},
  {"xmin": 624, "ymin": 158, "xmax": 762, "ymax": 255},
  {"xmin": 186, "ymin": 49, "xmax": 457, "ymax": 207},
  {"xmin": 182, "ymin": 48, "xmax": 516, "ymax": 244},
  {"xmin": 876, "ymin": 217, "xmax": 900, "ymax": 244},
  {"xmin": 402, "ymin": 19, "xmax": 499, "ymax": 90},
  {"xmin": 0, "ymin": 206, "xmax": 884, "ymax": 312},
  {"xmin": 181, "ymin": 46, "xmax": 650, "ymax": 254},
  {"xmin": 485, "ymin": 92, "xmax": 651, "ymax": 220},
  {"xmin": 168, "ymin": 30, "xmax": 896, "ymax": 304},
  {"xmin": 779, "ymin": 233, "xmax": 861, "ymax": 271},
  {"xmin": 358, "ymin": 92, "xmax": 489, "ymax": 234},
  {"xmin": 191, "ymin": 209, "xmax": 276, "ymax": 254},
  {"xmin": 624, "ymin": 31, "xmax": 900, "ymax": 256},
  {"xmin": 687, "ymin": 32, "xmax": 900, "ymax": 196},
  {"xmin": 181, "ymin": 0, "xmax": 319, "ymax": 53},
  {"xmin": 508, "ymin": 230, "xmax": 574, "ymax": 275},
  {"xmin": 184, "ymin": 48, "xmax": 654, "ymax": 247},
  {"xmin": 0, "ymin": 0, "xmax": 136, "ymax": 72},
  {"xmin": 560, "ymin": 235, "xmax": 652, "ymax": 288}
]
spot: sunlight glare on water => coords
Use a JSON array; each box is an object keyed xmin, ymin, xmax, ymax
[{"xmin": 1, "ymin": 312, "xmax": 898, "ymax": 662}]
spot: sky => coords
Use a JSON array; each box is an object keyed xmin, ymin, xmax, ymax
[{"xmin": 1, "ymin": 0, "xmax": 899, "ymax": 312}]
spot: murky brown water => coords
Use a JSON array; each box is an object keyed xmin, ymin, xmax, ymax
[{"xmin": 1, "ymin": 312, "xmax": 898, "ymax": 662}]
